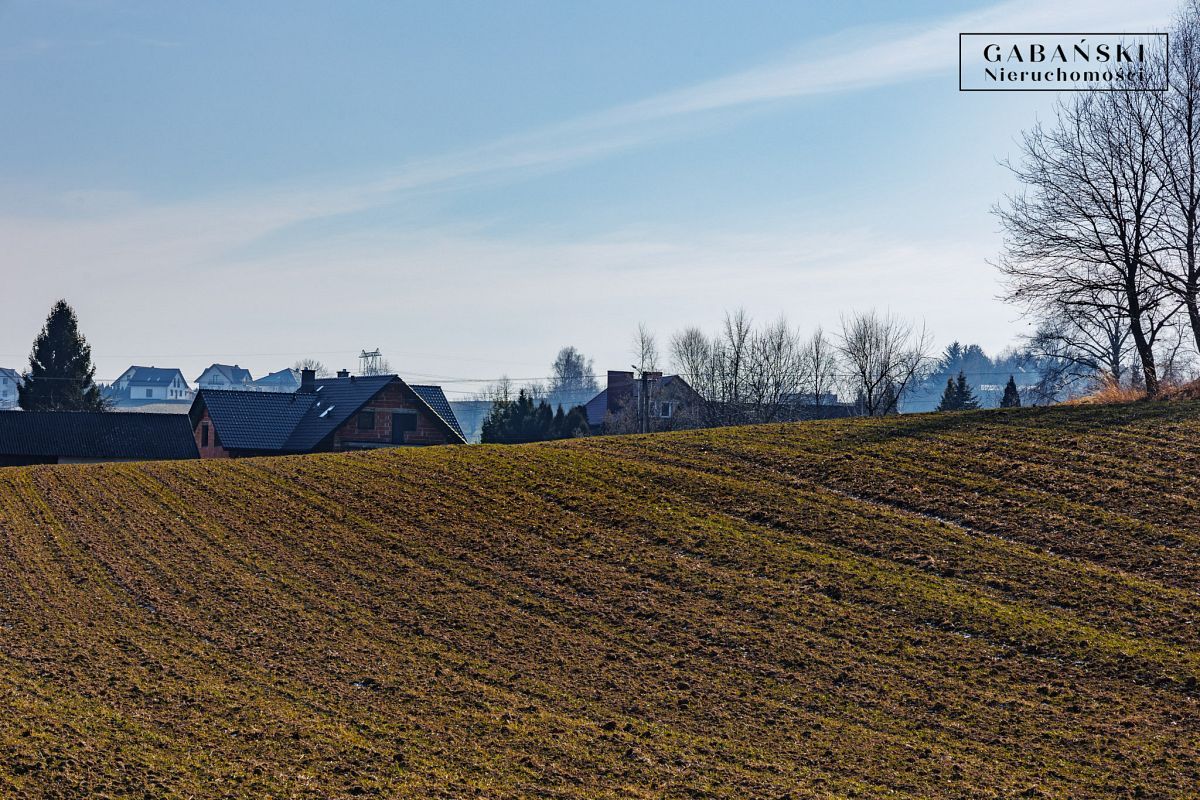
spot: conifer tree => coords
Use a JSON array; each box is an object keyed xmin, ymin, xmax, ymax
[
  {"xmin": 1000, "ymin": 376, "xmax": 1022, "ymax": 408},
  {"xmin": 18, "ymin": 300, "xmax": 105, "ymax": 411},
  {"xmin": 936, "ymin": 377, "xmax": 960, "ymax": 412},
  {"xmin": 955, "ymin": 371, "xmax": 980, "ymax": 410}
]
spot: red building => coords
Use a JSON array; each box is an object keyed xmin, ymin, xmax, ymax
[{"xmin": 189, "ymin": 369, "xmax": 465, "ymax": 458}]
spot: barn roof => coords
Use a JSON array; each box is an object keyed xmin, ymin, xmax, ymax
[{"xmin": 0, "ymin": 411, "xmax": 199, "ymax": 461}]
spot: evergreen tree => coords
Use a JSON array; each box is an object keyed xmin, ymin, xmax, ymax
[
  {"xmin": 481, "ymin": 390, "xmax": 590, "ymax": 443},
  {"xmin": 936, "ymin": 377, "xmax": 960, "ymax": 411},
  {"xmin": 18, "ymin": 300, "xmax": 105, "ymax": 411},
  {"xmin": 1000, "ymin": 376, "xmax": 1022, "ymax": 408},
  {"xmin": 955, "ymin": 371, "xmax": 980, "ymax": 410},
  {"xmin": 936, "ymin": 371, "xmax": 981, "ymax": 412}
]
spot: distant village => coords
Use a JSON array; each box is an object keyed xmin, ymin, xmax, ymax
[{"xmin": 1, "ymin": 301, "xmax": 1055, "ymax": 468}]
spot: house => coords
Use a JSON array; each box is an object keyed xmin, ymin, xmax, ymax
[
  {"xmin": 195, "ymin": 364, "xmax": 254, "ymax": 391},
  {"xmin": 189, "ymin": 369, "xmax": 466, "ymax": 458},
  {"xmin": 249, "ymin": 368, "xmax": 301, "ymax": 393},
  {"xmin": 0, "ymin": 411, "xmax": 199, "ymax": 466},
  {"xmin": 584, "ymin": 370, "xmax": 702, "ymax": 434},
  {"xmin": 105, "ymin": 366, "xmax": 193, "ymax": 407},
  {"xmin": 0, "ymin": 368, "xmax": 21, "ymax": 410}
]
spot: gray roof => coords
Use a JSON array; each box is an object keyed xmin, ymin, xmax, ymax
[
  {"xmin": 191, "ymin": 375, "xmax": 466, "ymax": 453},
  {"xmin": 197, "ymin": 364, "xmax": 254, "ymax": 385},
  {"xmin": 251, "ymin": 369, "xmax": 301, "ymax": 389},
  {"xmin": 0, "ymin": 368, "xmax": 20, "ymax": 383},
  {"xmin": 117, "ymin": 366, "xmax": 189, "ymax": 387},
  {"xmin": 0, "ymin": 411, "xmax": 198, "ymax": 461}
]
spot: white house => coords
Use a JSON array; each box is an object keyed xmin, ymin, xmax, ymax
[
  {"xmin": 107, "ymin": 366, "xmax": 193, "ymax": 406},
  {"xmin": 0, "ymin": 368, "xmax": 21, "ymax": 410}
]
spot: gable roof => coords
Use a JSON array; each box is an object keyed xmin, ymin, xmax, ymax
[
  {"xmin": 584, "ymin": 390, "xmax": 609, "ymax": 427},
  {"xmin": 117, "ymin": 366, "xmax": 189, "ymax": 387},
  {"xmin": 0, "ymin": 368, "xmax": 20, "ymax": 384},
  {"xmin": 0, "ymin": 411, "xmax": 198, "ymax": 461},
  {"xmin": 282, "ymin": 375, "xmax": 397, "ymax": 451},
  {"xmin": 410, "ymin": 385, "xmax": 466, "ymax": 442},
  {"xmin": 196, "ymin": 364, "xmax": 254, "ymax": 385},
  {"xmin": 192, "ymin": 375, "xmax": 466, "ymax": 452}
]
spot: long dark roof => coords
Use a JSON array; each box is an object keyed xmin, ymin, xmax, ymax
[
  {"xmin": 0, "ymin": 411, "xmax": 199, "ymax": 460},
  {"xmin": 192, "ymin": 375, "xmax": 466, "ymax": 452}
]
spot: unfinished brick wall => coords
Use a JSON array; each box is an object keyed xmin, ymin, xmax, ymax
[
  {"xmin": 193, "ymin": 409, "xmax": 230, "ymax": 458},
  {"xmin": 329, "ymin": 383, "xmax": 451, "ymax": 449}
]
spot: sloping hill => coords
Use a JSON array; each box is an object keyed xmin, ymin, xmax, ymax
[{"xmin": 1, "ymin": 403, "xmax": 1199, "ymax": 798}]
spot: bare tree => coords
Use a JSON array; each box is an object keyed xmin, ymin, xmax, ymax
[
  {"xmin": 291, "ymin": 358, "xmax": 330, "ymax": 377},
  {"xmin": 996, "ymin": 85, "xmax": 1172, "ymax": 395},
  {"xmin": 478, "ymin": 375, "xmax": 514, "ymax": 404},
  {"xmin": 798, "ymin": 326, "xmax": 839, "ymax": 406},
  {"xmin": 837, "ymin": 310, "xmax": 933, "ymax": 416},
  {"xmin": 670, "ymin": 326, "xmax": 714, "ymax": 396},
  {"xmin": 745, "ymin": 316, "xmax": 803, "ymax": 422},
  {"xmin": 1028, "ymin": 291, "xmax": 1132, "ymax": 389},
  {"xmin": 1151, "ymin": 2, "xmax": 1200, "ymax": 353},
  {"xmin": 548, "ymin": 346, "xmax": 597, "ymax": 399},
  {"xmin": 633, "ymin": 323, "xmax": 659, "ymax": 372}
]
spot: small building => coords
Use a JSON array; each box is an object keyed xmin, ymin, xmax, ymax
[
  {"xmin": 249, "ymin": 368, "xmax": 301, "ymax": 393},
  {"xmin": 195, "ymin": 364, "xmax": 254, "ymax": 391},
  {"xmin": 584, "ymin": 370, "xmax": 702, "ymax": 434},
  {"xmin": 0, "ymin": 368, "xmax": 21, "ymax": 410},
  {"xmin": 0, "ymin": 411, "xmax": 199, "ymax": 466},
  {"xmin": 189, "ymin": 370, "xmax": 466, "ymax": 458},
  {"xmin": 105, "ymin": 366, "xmax": 193, "ymax": 407}
]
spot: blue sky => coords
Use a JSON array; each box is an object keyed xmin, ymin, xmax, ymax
[{"xmin": 0, "ymin": 0, "xmax": 1179, "ymax": 393}]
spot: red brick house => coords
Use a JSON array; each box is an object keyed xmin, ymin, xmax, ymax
[{"xmin": 188, "ymin": 369, "xmax": 466, "ymax": 458}]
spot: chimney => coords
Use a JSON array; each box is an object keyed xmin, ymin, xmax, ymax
[
  {"xmin": 299, "ymin": 368, "xmax": 316, "ymax": 394},
  {"xmin": 606, "ymin": 370, "xmax": 635, "ymax": 415},
  {"xmin": 336, "ymin": 369, "xmax": 350, "ymax": 378}
]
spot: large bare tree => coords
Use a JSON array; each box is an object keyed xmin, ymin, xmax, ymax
[
  {"xmin": 996, "ymin": 78, "xmax": 1173, "ymax": 395},
  {"xmin": 1151, "ymin": 2, "xmax": 1200, "ymax": 353}
]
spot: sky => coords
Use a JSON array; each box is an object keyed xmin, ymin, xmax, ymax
[{"xmin": 0, "ymin": 0, "xmax": 1181, "ymax": 396}]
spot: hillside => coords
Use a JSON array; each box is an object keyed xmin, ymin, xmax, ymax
[{"xmin": 1, "ymin": 403, "xmax": 1199, "ymax": 798}]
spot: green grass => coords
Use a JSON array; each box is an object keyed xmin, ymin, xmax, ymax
[{"xmin": 1, "ymin": 401, "xmax": 1199, "ymax": 798}]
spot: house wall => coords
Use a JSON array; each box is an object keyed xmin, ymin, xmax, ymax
[
  {"xmin": 329, "ymin": 383, "xmax": 451, "ymax": 449},
  {"xmin": 0, "ymin": 377, "xmax": 17, "ymax": 409},
  {"xmin": 193, "ymin": 409, "xmax": 231, "ymax": 458}
]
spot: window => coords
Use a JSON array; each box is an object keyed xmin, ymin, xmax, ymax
[
  {"xmin": 659, "ymin": 402, "xmax": 673, "ymax": 418},
  {"xmin": 200, "ymin": 424, "xmax": 209, "ymax": 447},
  {"xmin": 145, "ymin": 389, "xmax": 153, "ymax": 398},
  {"xmin": 391, "ymin": 410, "xmax": 418, "ymax": 443},
  {"xmin": 357, "ymin": 410, "xmax": 375, "ymax": 431}
]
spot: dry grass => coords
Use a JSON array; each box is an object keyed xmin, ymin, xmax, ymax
[{"xmin": 1, "ymin": 401, "xmax": 1199, "ymax": 797}]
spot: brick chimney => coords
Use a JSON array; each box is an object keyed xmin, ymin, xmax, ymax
[
  {"xmin": 298, "ymin": 368, "xmax": 316, "ymax": 394},
  {"xmin": 606, "ymin": 370, "xmax": 635, "ymax": 414},
  {"xmin": 336, "ymin": 369, "xmax": 350, "ymax": 378}
]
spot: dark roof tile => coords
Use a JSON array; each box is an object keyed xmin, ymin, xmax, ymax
[{"xmin": 0, "ymin": 411, "xmax": 198, "ymax": 460}]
